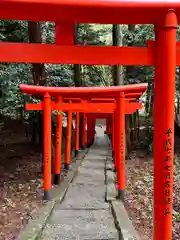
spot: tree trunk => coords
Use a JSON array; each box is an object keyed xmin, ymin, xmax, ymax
[
  {"xmin": 125, "ymin": 25, "xmax": 136, "ymax": 154},
  {"xmin": 73, "ymin": 24, "xmax": 84, "ymax": 147},
  {"xmin": 126, "ymin": 25, "xmax": 135, "ymax": 83},
  {"xmin": 125, "ymin": 115, "xmax": 131, "ymax": 154},
  {"xmin": 28, "ymin": 22, "xmax": 48, "ymax": 172},
  {"xmin": 28, "ymin": 21, "xmax": 45, "ymax": 86},
  {"xmin": 133, "ymin": 112, "xmax": 138, "ymax": 144},
  {"xmin": 112, "ymin": 24, "xmax": 124, "ymax": 86},
  {"xmin": 129, "ymin": 115, "xmax": 133, "ymax": 142},
  {"xmin": 74, "ymin": 24, "xmax": 82, "ymax": 87}
]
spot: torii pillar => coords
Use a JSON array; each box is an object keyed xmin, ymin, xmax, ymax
[{"xmin": 153, "ymin": 10, "xmax": 177, "ymax": 240}]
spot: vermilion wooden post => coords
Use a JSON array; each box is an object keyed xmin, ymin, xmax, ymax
[
  {"xmin": 55, "ymin": 22, "xmax": 74, "ymax": 45},
  {"xmin": 65, "ymin": 111, "xmax": 72, "ymax": 170},
  {"xmin": 87, "ymin": 114, "xmax": 91, "ymax": 147},
  {"xmin": 109, "ymin": 115, "xmax": 112, "ymax": 135},
  {"xmin": 90, "ymin": 116, "xmax": 94, "ymax": 147},
  {"xmin": 113, "ymin": 112, "xmax": 117, "ymax": 170},
  {"xmin": 54, "ymin": 21, "xmax": 74, "ymax": 177},
  {"xmin": 75, "ymin": 112, "xmax": 80, "ymax": 157},
  {"xmin": 87, "ymin": 114, "xmax": 94, "ymax": 148},
  {"xmin": 82, "ymin": 113, "xmax": 86, "ymax": 149},
  {"xmin": 106, "ymin": 118, "xmax": 109, "ymax": 134},
  {"xmin": 92, "ymin": 117, "xmax": 96, "ymax": 145},
  {"xmin": 54, "ymin": 96, "xmax": 63, "ymax": 185},
  {"xmin": 153, "ymin": 10, "xmax": 177, "ymax": 240},
  {"xmin": 56, "ymin": 21, "xmax": 74, "ymax": 170},
  {"xmin": 153, "ymin": 24, "xmax": 161, "ymax": 240},
  {"xmin": 116, "ymin": 93, "xmax": 125, "ymax": 200},
  {"xmin": 109, "ymin": 116, "xmax": 111, "ymax": 134},
  {"xmin": 112, "ymin": 113, "xmax": 115, "ymax": 156},
  {"xmin": 43, "ymin": 92, "xmax": 52, "ymax": 200}
]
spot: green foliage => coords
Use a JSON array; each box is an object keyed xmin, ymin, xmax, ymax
[
  {"xmin": 0, "ymin": 20, "xmax": 28, "ymax": 42},
  {"xmin": 78, "ymin": 24, "xmax": 112, "ymax": 86},
  {"xmin": 122, "ymin": 25, "xmax": 155, "ymax": 85},
  {"xmin": 0, "ymin": 63, "xmax": 31, "ymax": 118},
  {"xmin": 82, "ymin": 65, "xmax": 112, "ymax": 86},
  {"xmin": 45, "ymin": 64, "xmax": 74, "ymax": 87},
  {"xmin": 78, "ymin": 24, "xmax": 107, "ymax": 45}
]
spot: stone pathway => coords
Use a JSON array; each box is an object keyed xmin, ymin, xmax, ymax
[{"xmin": 39, "ymin": 127, "xmax": 119, "ymax": 240}]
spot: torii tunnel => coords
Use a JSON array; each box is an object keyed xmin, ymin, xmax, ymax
[
  {"xmin": 1, "ymin": 0, "xmax": 180, "ymax": 239},
  {"xmin": 20, "ymin": 83, "xmax": 147, "ymax": 200}
]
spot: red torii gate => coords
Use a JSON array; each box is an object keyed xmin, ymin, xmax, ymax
[
  {"xmin": 25, "ymin": 91, "xmax": 143, "ymax": 154},
  {"xmin": 20, "ymin": 83, "xmax": 147, "ymax": 199},
  {"xmin": 1, "ymin": 0, "xmax": 178, "ymax": 239},
  {"xmin": 25, "ymin": 96, "xmax": 143, "ymax": 154},
  {"xmin": 61, "ymin": 94, "xmax": 144, "ymax": 156},
  {"xmin": 59, "ymin": 96, "xmax": 143, "ymax": 152}
]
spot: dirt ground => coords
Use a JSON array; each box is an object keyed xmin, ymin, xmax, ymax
[
  {"xmin": 125, "ymin": 136, "xmax": 180, "ymax": 240},
  {"xmin": 0, "ymin": 119, "xmax": 43, "ymax": 240}
]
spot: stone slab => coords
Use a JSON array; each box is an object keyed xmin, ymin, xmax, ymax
[
  {"xmin": 57, "ymin": 184, "xmax": 108, "ymax": 210},
  {"xmin": 81, "ymin": 160, "xmax": 105, "ymax": 169},
  {"xmin": 58, "ymin": 198, "xmax": 109, "ymax": 210},
  {"xmin": 106, "ymin": 170, "xmax": 115, "ymax": 183},
  {"xmin": 60, "ymin": 184, "xmax": 105, "ymax": 198},
  {"xmin": 40, "ymin": 209, "xmax": 119, "ymax": 240},
  {"xmin": 106, "ymin": 182, "xmax": 117, "ymax": 202},
  {"xmin": 84, "ymin": 155, "xmax": 106, "ymax": 161},
  {"xmin": 105, "ymin": 159, "xmax": 116, "ymax": 202},
  {"xmin": 76, "ymin": 173, "xmax": 104, "ymax": 181},
  {"xmin": 77, "ymin": 167, "xmax": 105, "ymax": 180},
  {"xmin": 72, "ymin": 175, "xmax": 104, "ymax": 186}
]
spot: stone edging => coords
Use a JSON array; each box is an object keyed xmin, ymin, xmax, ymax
[
  {"xmin": 104, "ymin": 148, "xmax": 140, "ymax": 240},
  {"xmin": 111, "ymin": 201, "xmax": 140, "ymax": 240}
]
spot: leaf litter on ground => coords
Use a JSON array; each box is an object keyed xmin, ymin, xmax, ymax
[{"xmin": 125, "ymin": 150, "xmax": 180, "ymax": 240}]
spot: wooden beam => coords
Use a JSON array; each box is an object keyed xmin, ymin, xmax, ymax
[
  {"xmin": 25, "ymin": 101, "xmax": 142, "ymax": 114},
  {"xmin": 0, "ymin": 43, "xmax": 154, "ymax": 65},
  {"xmin": 1, "ymin": 0, "xmax": 180, "ymax": 24}
]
